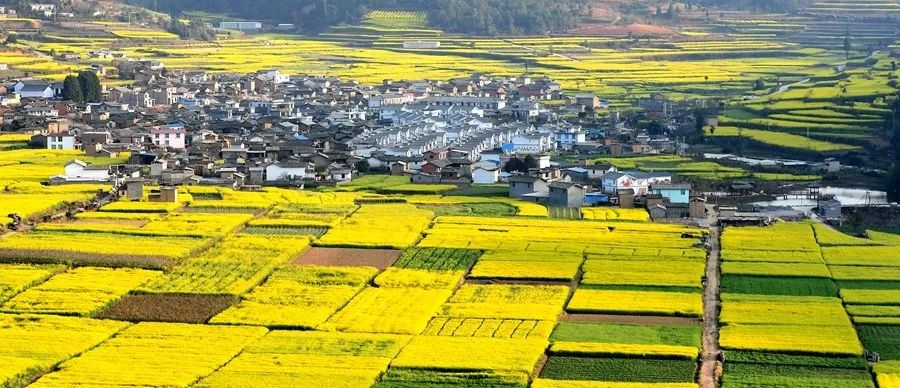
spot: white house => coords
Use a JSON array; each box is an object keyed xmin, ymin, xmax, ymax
[
  {"xmin": 63, "ymin": 159, "xmax": 110, "ymax": 181},
  {"xmin": 47, "ymin": 134, "xmax": 76, "ymax": 150},
  {"xmin": 14, "ymin": 80, "xmax": 54, "ymax": 99},
  {"xmin": 508, "ymin": 133, "xmax": 555, "ymax": 154},
  {"xmin": 219, "ymin": 21, "xmax": 262, "ymax": 32},
  {"xmin": 257, "ymin": 69, "xmax": 289, "ymax": 84},
  {"xmin": 472, "ymin": 166, "xmax": 500, "ymax": 184},
  {"xmin": 150, "ymin": 124, "xmax": 187, "ymax": 149},
  {"xmin": 265, "ymin": 162, "xmax": 311, "ymax": 182},
  {"xmin": 29, "ymin": 3, "xmax": 55, "ymax": 17},
  {"xmin": 0, "ymin": 63, "xmax": 8, "ymax": 71},
  {"xmin": 329, "ymin": 165, "xmax": 352, "ymax": 182},
  {"xmin": 403, "ymin": 41, "xmax": 441, "ymax": 49},
  {"xmin": 600, "ymin": 171, "xmax": 672, "ymax": 195}
]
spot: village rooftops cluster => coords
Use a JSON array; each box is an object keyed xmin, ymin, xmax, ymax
[{"xmin": 1, "ymin": 60, "xmax": 722, "ymax": 191}]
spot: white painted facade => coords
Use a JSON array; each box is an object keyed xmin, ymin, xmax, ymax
[
  {"xmin": 472, "ymin": 167, "xmax": 499, "ymax": 184},
  {"xmin": 265, "ymin": 164, "xmax": 310, "ymax": 181},
  {"xmin": 47, "ymin": 135, "xmax": 75, "ymax": 150}
]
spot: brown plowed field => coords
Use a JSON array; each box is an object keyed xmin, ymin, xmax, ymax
[
  {"xmin": 293, "ymin": 247, "xmax": 402, "ymax": 269},
  {"xmin": 95, "ymin": 293, "xmax": 238, "ymax": 324}
]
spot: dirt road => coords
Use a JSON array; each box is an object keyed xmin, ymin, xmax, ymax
[{"xmin": 699, "ymin": 207, "xmax": 722, "ymax": 388}]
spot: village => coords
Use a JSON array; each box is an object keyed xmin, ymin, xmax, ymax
[{"xmin": 0, "ymin": 53, "xmax": 884, "ymax": 225}]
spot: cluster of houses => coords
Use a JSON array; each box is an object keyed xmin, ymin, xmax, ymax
[
  {"xmin": 504, "ymin": 161, "xmax": 706, "ymax": 219},
  {"xmin": 0, "ymin": 57, "xmax": 717, "ymax": 210}
]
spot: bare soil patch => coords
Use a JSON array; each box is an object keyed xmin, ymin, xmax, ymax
[
  {"xmin": 0, "ymin": 249, "xmax": 174, "ymax": 270},
  {"xmin": 570, "ymin": 23, "xmax": 678, "ymax": 37},
  {"xmin": 293, "ymin": 247, "xmax": 402, "ymax": 269},
  {"xmin": 564, "ymin": 312, "xmax": 700, "ymax": 325},
  {"xmin": 94, "ymin": 293, "xmax": 238, "ymax": 324}
]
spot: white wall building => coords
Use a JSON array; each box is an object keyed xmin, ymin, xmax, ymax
[
  {"xmin": 265, "ymin": 162, "xmax": 310, "ymax": 182},
  {"xmin": 219, "ymin": 21, "xmax": 262, "ymax": 32},
  {"xmin": 472, "ymin": 166, "xmax": 500, "ymax": 184},
  {"xmin": 63, "ymin": 160, "xmax": 110, "ymax": 181},
  {"xmin": 47, "ymin": 135, "xmax": 75, "ymax": 150}
]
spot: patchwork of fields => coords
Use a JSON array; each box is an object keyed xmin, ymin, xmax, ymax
[
  {"xmin": 0, "ymin": 179, "xmax": 713, "ymax": 386},
  {"xmin": 0, "ymin": 142, "xmax": 898, "ymax": 386},
  {"xmin": 720, "ymin": 221, "xmax": 900, "ymax": 387}
]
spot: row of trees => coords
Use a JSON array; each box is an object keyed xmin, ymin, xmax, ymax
[
  {"xmin": 167, "ymin": 18, "xmax": 216, "ymax": 40},
  {"xmin": 61, "ymin": 71, "xmax": 102, "ymax": 103},
  {"xmin": 124, "ymin": 0, "xmax": 588, "ymax": 35}
]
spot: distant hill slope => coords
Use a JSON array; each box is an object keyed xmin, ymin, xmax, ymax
[{"xmin": 121, "ymin": 0, "xmax": 590, "ymax": 35}]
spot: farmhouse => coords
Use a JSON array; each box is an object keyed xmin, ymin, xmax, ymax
[
  {"xmin": 265, "ymin": 161, "xmax": 312, "ymax": 182},
  {"xmin": 60, "ymin": 159, "xmax": 110, "ymax": 182},
  {"xmin": 14, "ymin": 80, "xmax": 55, "ymax": 99},
  {"xmin": 403, "ymin": 41, "xmax": 441, "ymax": 49},
  {"xmin": 219, "ymin": 21, "xmax": 262, "ymax": 32},
  {"xmin": 601, "ymin": 171, "xmax": 673, "ymax": 195}
]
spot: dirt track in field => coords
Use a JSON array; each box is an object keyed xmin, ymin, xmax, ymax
[
  {"xmin": 294, "ymin": 247, "xmax": 402, "ymax": 269},
  {"xmin": 700, "ymin": 207, "xmax": 723, "ymax": 388}
]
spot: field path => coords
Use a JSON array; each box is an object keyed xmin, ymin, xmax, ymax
[{"xmin": 699, "ymin": 207, "xmax": 722, "ymax": 388}]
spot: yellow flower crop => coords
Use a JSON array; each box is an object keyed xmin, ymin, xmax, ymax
[
  {"xmin": 0, "ymin": 230, "xmax": 210, "ymax": 266},
  {"xmin": 0, "ymin": 264, "xmax": 65, "ymax": 303},
  {"xmin": 32, "ymin": 322, "xmax": 267, "ymax": 387},
  {"xmin": 373, "ymin": 268, "xmax": 465, "ymax": 289},
  {"xmin": 390, "ymin": 336, "xmax": 548, "ymax": 384},
  {"xmin": 721, "ymin": 222, "xmax": 819, "ymax": 252},
  {"xmin": 197, "ymin": 331, "xmax": 411, "ymax": 388},
  {"xmin": 1, "ymin": 267, "xmax": 160, "ymax": 316},
  {"xmin": 549, "ymin": 342, "xmax": 698, "ymax": 360},
  {"xmin": 567, "ymin": 289, "xmax": 703, "ymax": 318},
  {"xmin": 210, "ymin": 266, "xmax": 377, "ymax": 328},
  {"xmin": 720, "ymin": 295, "xmax": 851, "ymax": 326},
  {"xmin": 420, "ymin": 216, "xmax": 702, "ymax": 253},
  {"xmin": 719, "ymin": 323, "xmax": 863, "ymax": 356},
  {"xmin": 581, "ymin": 259, "xmax": 704, "ymax": 290},
  {"xmin": 318, "ymin": 204, "xmax": 433, "ymax": 249},
  {"xmin": 581, "ymin": 207, "xmax": 650, "ymax": 222},
  {"xmin": 322, "ymin": 287, "xmax": 453, "ymax": 334},
  {"xmin": 422, "ymin": 317, "xmax": 556, "ymax": 339},
  {"xmin": 0, "ymin": 314, "xmax": 128, "ymax": 387},
  {"xmin": 440, "ymin": 284, "xmax": 570, "ymax": 321},
  {"xmin": 139, "ymin": 234, "xmax": 311, "ymax": 295}
]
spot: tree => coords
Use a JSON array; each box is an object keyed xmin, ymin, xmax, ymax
[
  {"xmin": 77, "ymin": 71, "xmax": 102, "ymax": 103},
  {"xmin": 503, "ymin": 157, "xmax": 526, "ymax": 173},
  {"xmin": 666, "ymin": 3, "xmax": 677, "ymax": 18},
  {"xmin": 61, "ymin": 75, "xmax": 83, "ymax": 103},
  {"xmin": 523, "ymin": 154, "xmax": 539, "ymax": 169},
  {"xmin": 354, "ymin": 159, "xmax": 370, "ymax": 173},
  {"xmin": 843, "ymin": 28, "xmax": 852, "ymax": 59},
  {"xmin": 753, "ymin": 78, "xmax": 766, "ymax": 90},
  {"xmin": 892, "ymin": 61, "xmax": 897, "ymax": 71}
]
